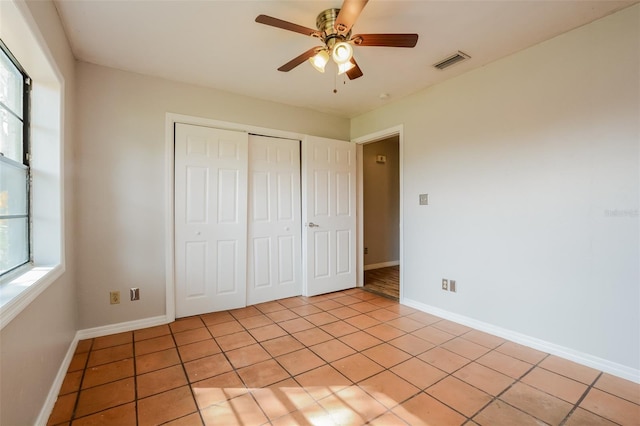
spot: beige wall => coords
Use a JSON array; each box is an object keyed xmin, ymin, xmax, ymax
[
  {"xmin": 0, "ymin": 1, "xmax": 77, "ymax": 425},
  {"xmin": 75, "ymin": 62, "xmax": 350, "ymax": 329},
  {"xmin": 363, "ymin": 137, "xmax": 400, "ymax": 266},
  {"xmin": 352, "ymin": 5, "xmax": 639, "ymax": 372}
]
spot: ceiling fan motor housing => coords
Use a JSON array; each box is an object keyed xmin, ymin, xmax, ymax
[{"xmin": 316, "ymin": 8, "xmax": 351, "ymax": 47}]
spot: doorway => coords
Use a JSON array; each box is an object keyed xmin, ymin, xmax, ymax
[
  {"xmin": 354, "ymin": 125, "xmax": 403, "ymax": 301},
  {"xmin": 362, "ymin": 136, "xmax": 400, "ymax": 299}
]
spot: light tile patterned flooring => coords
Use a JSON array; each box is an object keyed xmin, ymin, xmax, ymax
[{"xmin": 48, "ymin": 288, "xmax": 640, "ymax": 425}]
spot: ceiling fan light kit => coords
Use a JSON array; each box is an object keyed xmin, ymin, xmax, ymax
[
  {"xmin": 309, "ymin": 49, "xmax": 330, "ymax": 73},
  {"xmin": 337, "ymin": 60, "xmax": 356, "ymax": 75},
  {"xmin": 332, "ymin": 41, "xmax": 353, "ymax": 64},
  {"xmin": 255, "ymin": 0, "xmax": 418, "ymax": 82}
]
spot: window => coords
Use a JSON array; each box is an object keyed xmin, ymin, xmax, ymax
[
  {"xmin": 0, "ymin": 0, "xmax": 63, "ymax": 328},
  {"xmin": 0, "ymin": 40, "xmax": 30, "ymax": 277}
]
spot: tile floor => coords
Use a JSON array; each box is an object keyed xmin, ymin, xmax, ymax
[{"xmin": 48, "ymin": 288, "xmax": 640, "ymax": 425}]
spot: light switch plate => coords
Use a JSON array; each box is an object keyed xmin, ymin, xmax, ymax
[{"xmin": 419, "ymin": 194, "xmax": 428, "ymax": 205}]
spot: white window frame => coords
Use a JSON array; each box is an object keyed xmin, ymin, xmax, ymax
[
  {"xmin": 0, "ymin": 39, "xmax": 32, "ymax": 278},
  {"xmin": 0, "ymin": 0, "xmax": 65, "ymax": 330}
]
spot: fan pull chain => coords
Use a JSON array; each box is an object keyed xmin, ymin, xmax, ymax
[{"xmin": 333, "ymin": 71, "xmax": 338, "ymax": 93}]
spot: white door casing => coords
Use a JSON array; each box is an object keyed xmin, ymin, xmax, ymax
[
  {"xmin": 303, "ymin": 136, "xmax": 357, "ymax": 296},
  {"xmin": 247, "ymin": 135, "xmax": 302, "ymax": 305},
  {"xmin": 174, "ymin": 123, "xmax": 248, "ymax": 317}
]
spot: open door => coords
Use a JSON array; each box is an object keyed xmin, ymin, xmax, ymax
[{"xmin": 303, "ymin": 136, "xmax": 357, "ymax": 296}]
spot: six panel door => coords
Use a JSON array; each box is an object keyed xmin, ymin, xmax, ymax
[
  {"xmin": 175, "ymin": 123, "xmax": 354, "ymax": 314},
  {"xmin": 303, "ymin": 136, "xmax": 357, "ymax": 297},
  {"xmin": 174, "ymin": 123, "xmax": 248, "ymax": 317},
  {"xmin": 247, "ymin": 135, "xmax": 302, "ymax": 305}
]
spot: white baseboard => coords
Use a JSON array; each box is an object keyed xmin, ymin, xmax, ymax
[
  {"xmin": 402, "ymin": 298, "xmax": 640, "ymax": 384},
  {"xmin": 364, "ymin": 260, "xmax": 399, "ymax": 271},
  {"xmin": 75, "ymin": 315, "xmax": 169, "ymax": 340},
  {"xmin": 35, "ymin": 333, "xmax": 79, "ymax": 426},
  {"xmin": 36, "ymin": 315, "xmax": 170, "ymax": 425}
]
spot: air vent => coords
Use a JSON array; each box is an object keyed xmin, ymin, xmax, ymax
[{"xmin": 433, "ymin": 51, "xmax": 470, "ymax": 70}]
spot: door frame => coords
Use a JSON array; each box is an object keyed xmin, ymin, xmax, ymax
[
  {"xmin": 164, "ymin": 113, "xmax": 308, "ymax": 322},
  {"xmin": 353, "ymin": 125, "xmax": 404, "ymax": 302}
]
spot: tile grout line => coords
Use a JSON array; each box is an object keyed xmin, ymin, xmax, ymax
[
  {"xmin": 250, "ymin": 296, "xmax": 391, "ymax": 423},
  {"xmin": 229, "ymin": 312, "xmax": 293, "ymax": 425},
  {"xmin": 169, "ymin": 320, "xmax": 208, "ymax": 425},
  {"xmin": 225, "ymin": 302, "xmax": 327, "ymax": 422},
  {"xmin": 557, "ymin": 371, "xmax": 622, "ymax": 426},
  {"xmin": 293, "ymin": 294, "xmax": 407, "ymax": 424},
  {"xmin": 295, "ymin": 299, "xmax": 457, "ymax": 423},
  {"xmin": 69, "ymin": 334, "xmax": 137, "ymax": 424},
  {"xmin": 271, "ymin": 298, "xmax": 377, "ymax": 424},
  {"xmin": 131, "ymin": 331, "xmax": 139, "ymax": 426},
  {"xmin": 469, "ymin": 350, "xmax": 557, "ymax": 424},
  {"xmin": 69, "ymin": 337, "xmax": 94, "ymax": 423}
]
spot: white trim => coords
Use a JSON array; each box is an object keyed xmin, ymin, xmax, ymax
[
  {"xmin": 355, "ymin": 144, "xmax": 364, "ymax": 287},
  {"xmin": 300, "ymin": 137, "xmax": 310, "ymax": 296},
  {"xmin": 165, "ymin": 116, "xmax": 176, "ymax": 323},
  {"xmin": 0, "ymin": 266, "xmax": 62, "ymax": 329},
  {"xmin": 75, "ymin": 315, "xmax": 169, "ymax": 340},
  {"xmin": 403, "ymin": 297, "xmax": 640, "ymax": 384},
  {"xmin": 364, "ymin": 261, "xmax": 400, "ymax": 271},
  {"xmin": 352, "ymin": 125, "xmax": 404, "ymax": 301},
  {"xmin": 35, "ymin": 315, "xmax": 170, "ymax": 425},
  {"xmin": 35, "ymin": 332, "xmax": 79, "ymax": 426},
  {"xmin": 165, "ymin": 113, "xmax": 309, "ymax": 316}
]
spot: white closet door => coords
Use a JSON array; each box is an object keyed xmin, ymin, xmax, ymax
[
  {"xmin": 247, "ymin": 135, "xmax": 302, "ymax": 305},
  {"xmin": 303, "ymin": 136, "xmax": 357, "ymax": 296},
  {"xmin": 175, "ymin": 123, "xmax": 248, "ymax": 317}
]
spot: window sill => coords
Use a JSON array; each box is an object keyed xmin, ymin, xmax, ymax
[{"xmin": 0, "ymin": 264, "xmax": 63, "ymax": 330}]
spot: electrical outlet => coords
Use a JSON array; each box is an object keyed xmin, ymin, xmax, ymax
[
  {"xmin": 130, "ymin": 288, "xmax": 140, "ymax": 301},
  {"xmin": 442, "ymin": 279, "xmax": 448, "ymax": 291},
  {"xmin": 450, "ymin": 280, "xmax": 456, "ymax": 292},
  {"xmin": 419, "ymin": 194, "xmax": 429, "ymax": 205},
  {"xmin": 110, "ymin": 291, "xmax": 120, "ymax": 304},
  {"xmin": 364, "ymin": 247, "xmax": 368, "ymax": 255}
]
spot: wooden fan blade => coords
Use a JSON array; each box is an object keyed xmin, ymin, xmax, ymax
[
  {"xmin": 346, "ymin": 58, "xmax": 363, "ymax": 80},
  {"xmin": 256, "ymin": 15, "xmax": 321, "ymax": 37},
  {"xmin": 278, "ymin": 47, "xmax": 323, "ymax": 72},
  {"xmin": 352, "ymin": 33, "xmax": 419, "ymax": 48},
  {"xmin": 335, "ymin": 0, "xmax": 369, "ymax": 35}
]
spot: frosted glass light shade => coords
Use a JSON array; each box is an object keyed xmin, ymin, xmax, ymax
[
  {"xmin": 309, "ymin": 50, "xmax": 330, "ymax": 73},
  {"xmin": 332, "ymin": 42, "xmax": 353, "ymax": 64},
  {"xmin": 337, "ymin": 61, "xmax": 355, "ymax": 75}
]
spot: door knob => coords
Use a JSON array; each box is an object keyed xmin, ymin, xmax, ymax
[{"xmin": 308, "ymin": 222, "xmax": 320, "ymax": 228}]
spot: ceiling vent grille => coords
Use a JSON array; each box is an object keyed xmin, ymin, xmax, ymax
[{"xmin": 433, "ymin": 51, "xmax": 470, "ymax": 70}]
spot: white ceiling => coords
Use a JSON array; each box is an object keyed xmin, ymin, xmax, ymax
[{"xmin": 53, "ymin": 0, "xmax": 635, "ymax": 118}]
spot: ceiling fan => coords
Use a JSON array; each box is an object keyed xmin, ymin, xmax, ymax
[{"xmin": 255, "ymin": 0, "xmax": 418, "ymax": 80}]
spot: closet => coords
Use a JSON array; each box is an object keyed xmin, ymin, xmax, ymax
[{"xmin": 174, "ymin": 122, "xmax": 355, "ymax": 318}]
